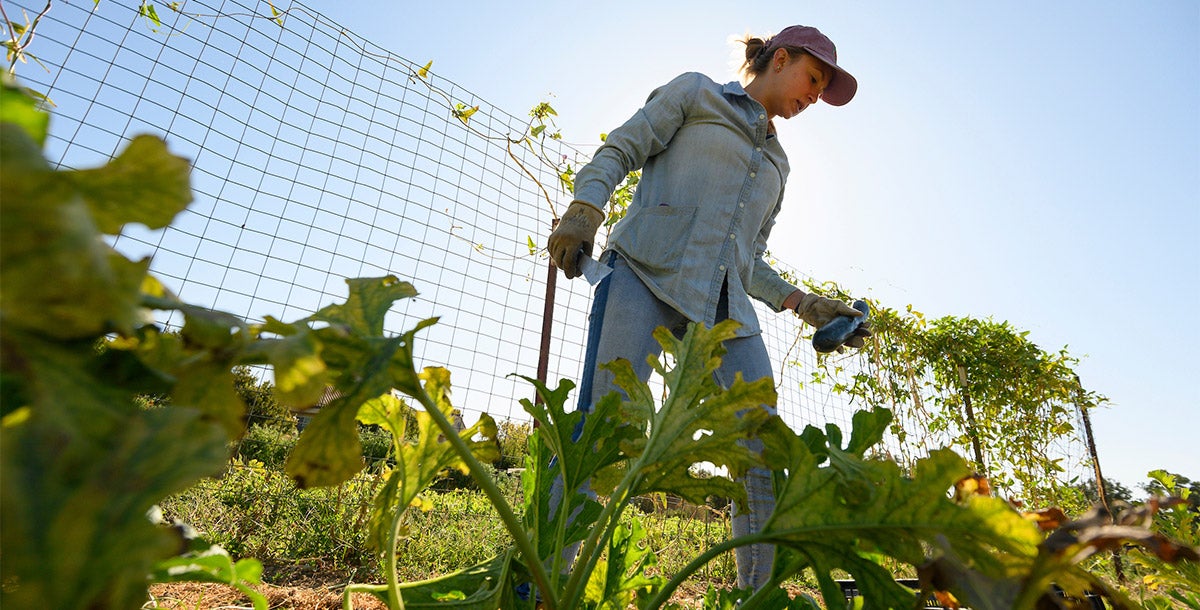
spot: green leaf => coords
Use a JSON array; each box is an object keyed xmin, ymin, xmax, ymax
[
  {"xmin": 362, "ymin": 369, "xmax": 499, "ymax": 552},
  {"xmin": 120, "ymin": 323, "xmax": 247, "ymax": 437},
  {"xmin": 139, "ymin": 1, "xmax": 162, "ymax": 28},
  {"xmin": 758, "ymin": 416, "xmax": 1042, "ymax": 609},
  {"xmin": 389, "ymin": 549, "xmax": 513, "ymax": 609},
  {"xmin": 1, "ymin": 79, "xmax": 49, "ymax": 147},
  {"xmin": 285, "ymin": 334, "xmax": 407, "ymax": 486},
  {"xmin": 67, "ymin": 135, "xmax": 193, "ymax": 233},
  {"xmin": 609, "ymin": 320, "xmax": 776, "ymax": 506},
  {"xmin": 307, "ymin": 275, "xmax": 417, "ymax": 337},
  {"xmin": 1, "ymin": 128, "xmax": 188, "ymax": 339},
  {"xmin": 151, "ymin": 545, "xmax": 268, "ymax": 610},
  {"xmin": 285, "ymin": 388, "xmax": 367, "ymax": 488},
  {"xmin": 583, "ymin": 518, "xmax": 664, "ymax": 609},
  {"xmin": 453, "ymin": 103, "xmax": 479, "ymax": 125},
  {"xmin": 1, "ymin": 346, "xmax": 228, "ymax": 608},
  {"xmin": 516, "ymin": 377, "xmax": 617, "ymax": 564},
  {"xmin": 255, "ymin": 317, "xmax": 330, "ymax": 408}
]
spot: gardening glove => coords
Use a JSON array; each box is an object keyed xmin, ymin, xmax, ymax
[
  {"xmin": 793, "ymin": 292, "xmax": 864, "ymax": 330},
  {"xmin": 548, "ymin": 201, "xmax": 605, "ymax": 279},
  {"xmin": 843, "ymin": 324, "xmax": 873, "ymax": 349}
]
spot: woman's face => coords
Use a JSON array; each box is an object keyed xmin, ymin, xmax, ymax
[{"xmin": 765, "ymin": 51, "xmax": 833, "ymax": 120}]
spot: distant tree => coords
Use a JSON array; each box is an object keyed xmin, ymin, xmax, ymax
[
  {"xmin": 1079, "ymin": 477, "xmax": 1134, "ymax": 505},
  {"xmin": 495, "ymin": 419, "xmax": 532, "ymax": 470},
  {"xmin": 232, "ymin": 366, "xmax": 295, "ymax": 432}
]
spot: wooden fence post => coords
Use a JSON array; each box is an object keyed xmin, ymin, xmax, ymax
[
  {"xmin": 1075, "ymin": 374, "xmax": 1125, "ymax": 583},
  {"xmin": 956, "ymin": 364, "xmax": 987, "ymax": 474},
  {"xmin": 533, "ymin": 219, "xmax": 559, "ymax": 421}
]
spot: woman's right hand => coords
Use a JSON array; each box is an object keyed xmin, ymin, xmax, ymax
[{"xmin": 548, "ymin": 201, "xmax": 605, "ymax": 279}]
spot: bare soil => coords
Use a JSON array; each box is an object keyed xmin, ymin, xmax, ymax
[
  {"xmin": 146, "ymin": 580, "xmax": 808, "ymax": 609},
  {"xmin": 144, "ymin": 560, "xmax": 810, "ymax": 609},
  {"xmin": 147, "ymin": 561, "xmax": 390, "ymax": 609}
]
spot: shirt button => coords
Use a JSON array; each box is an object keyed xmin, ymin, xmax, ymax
[
  {"xmin": 719, "ymin": 265, "xmax": 726, "ymax": 271},
  {"xmin": 739, "ymin": 202, "xmax": 745, "ymax": 208},
  {"xmin": 758, "ymin": 113, "xmax": 766, "ymax": 120},
  {"xmin": 729, "ymin": 233, "xmax": 736, "ymax": 240},
  {"xmin": 756, "ymin": 147, "xmax": 762, "ymax": 152},
  {"xmin": 749, "ymin": 172, "xmax": 757, "ymax": 178}
]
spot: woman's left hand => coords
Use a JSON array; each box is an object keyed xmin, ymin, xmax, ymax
[{"xmin": 792, "ymin": 292, "xmax": 862, "ymax": 329}]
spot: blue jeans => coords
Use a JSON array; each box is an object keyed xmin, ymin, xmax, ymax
[{"xmin": 575, "ymin": 252, "xmax": 777, "ymax": 590}]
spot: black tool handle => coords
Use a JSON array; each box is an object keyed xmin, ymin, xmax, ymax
[{"xmin": 812, "ymin": 299, "xmax": 870, "ymax": 353}]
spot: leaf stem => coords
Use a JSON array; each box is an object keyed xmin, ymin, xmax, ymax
[
  {"xmin": 558, "ymin": 428, "xmax": 656, "ymax": 608},
  {"xmin": 385, "ymin": 504, "xmax": 406, "ymax": 610},
  {"xmin": 413, "ymin": 390, "xmax": 556, "ymax": 610},
  {"xmin": 642, "ymin": 534, "xmax": 766, "ymax": 610},
  {"xmin": 342, "ymin": 583, "xmax": 387, "ymax": 610}
]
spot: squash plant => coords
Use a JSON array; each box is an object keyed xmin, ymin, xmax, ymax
[
  {"xmin": 0, "ymin": 79, "xmax": 267, "ymax": 609},
  {"xmin": 3, "ymin": 80, "xmax": 1196, "ymax": 610}
]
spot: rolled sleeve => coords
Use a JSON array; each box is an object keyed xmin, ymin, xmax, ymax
[{"xmin": 749, "ymin": 257, "xmax": 798, "ymax": 311}]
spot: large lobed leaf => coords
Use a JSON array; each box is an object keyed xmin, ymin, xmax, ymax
[
  {"xmin": 517, "ymin": 376, "xmax": 625, "ymax": 567},
  {"xmin": 1, "ymin": 99, "xmax": 233, "ymax": 609},
  {"xmin": 757, "ymin": 409, "xmax": 1043, "ymax": 609},
  {"xmin": 582, "ymin": 519, "xmax": 664, "ymax": 610},
  {"xmin": 275, "ymin": 276, "xmax": 427, "ymax": 488},
  {"xmin": 0, "ymin": 125, "xmax": 188, "ymax": 340},
  {"xmin": 1, "ymin": 337, "xmax": 229, "ymax": 610},
  {"xmin": 601, "ymin": 320, "xmax": 777, "ymax": 507}
]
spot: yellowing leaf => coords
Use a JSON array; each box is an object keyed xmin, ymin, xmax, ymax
[
  {"xmin": 418, "ymin": 60, "xmax": 432, "ymax": 79},
  {"xmin": 257, "ymin": 319, "xmax": 329, "ymax": 408},
  {"xmin": 66, "ymin": 135, "xmax": 192, "ymax": 233},
  {"xmin": 2, "ymin": 128, "xmax": 179, "ymax": 338},
  {"xmin": 267, "ymin": 1, "xmax": 283, "ymax": 25},
  {"xmin": 307, "ymin": 275, "xmax": 416, "ymax": 336}
]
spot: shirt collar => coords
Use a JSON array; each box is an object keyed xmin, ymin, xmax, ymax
[
  {"xmin": 723, "ymin": 80, "xmax": 776, "ymax": 138},
  {"xmin": 722, "ymin": 80, "xmax": 750, "ymax": 97}
]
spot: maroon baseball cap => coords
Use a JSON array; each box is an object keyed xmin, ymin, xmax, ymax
[{"xmin": 765, "ymin": 25, "xmax": 858, "ymax": 106}]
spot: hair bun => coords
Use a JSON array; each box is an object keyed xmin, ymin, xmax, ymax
[{"xmin": 744, "ymin": 36, "xmax": 769, "ymax": 62}]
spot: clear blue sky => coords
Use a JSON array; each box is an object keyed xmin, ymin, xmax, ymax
[{"xmin": 308, "ymin": 0, "xmax": 1199, "ymax": 492}]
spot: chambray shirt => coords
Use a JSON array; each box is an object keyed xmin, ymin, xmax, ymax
[{"xmin": 573, "ymin": 72, "xmax": 797, "ymax": 337}]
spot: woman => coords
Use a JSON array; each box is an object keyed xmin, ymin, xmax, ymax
[{"xmin": 547, "ymin": 24, "xmax": 868, "ymax": 590}]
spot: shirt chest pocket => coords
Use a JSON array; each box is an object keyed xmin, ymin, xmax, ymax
[{"xmin": 621, "ymin": 204, "xmax": 699, "ymax": 274}]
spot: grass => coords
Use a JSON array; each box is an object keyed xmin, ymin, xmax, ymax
[{"xmin": 158, "ymin": 457, "xmax": 754, "ymax": 591}]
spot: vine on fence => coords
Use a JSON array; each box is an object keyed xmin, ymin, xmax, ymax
[{"xmin": 791, "ymin": 276, "xmax": 1104, "ymax": 513}]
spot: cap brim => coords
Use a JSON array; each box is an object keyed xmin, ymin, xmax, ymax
[{"xmin": 807, "ymin": 48, "xmax": 857, "ymax": 106}]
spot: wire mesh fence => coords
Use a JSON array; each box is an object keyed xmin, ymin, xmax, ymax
[
  {"xmin": 10, "ymin": 0, "xmax": 1097, "ymax": 568},
  {"xmin": 18, "ymin": 0, "xmax": 870, "ymax": 444}
]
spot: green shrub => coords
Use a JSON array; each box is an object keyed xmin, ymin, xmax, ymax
[
  {"xmin": 234, "ymin": 366, "xmax": 296, "ymax": 433},
  {"xmin": 160, "ymin": 459, "xmax": 381, "ymax": 580},
  {"xmin": 235, "ymin": 426, "xmax": 297, "ymax": 469},
  {"xmin": 360, "ymin": 425, "xmax": 395, "ymax": 471}
]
